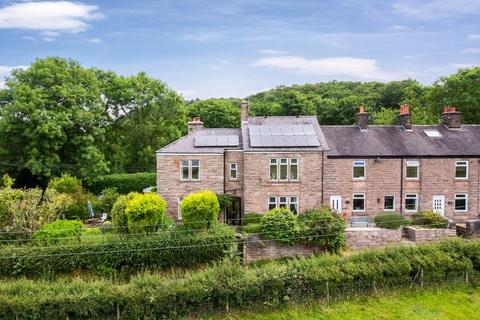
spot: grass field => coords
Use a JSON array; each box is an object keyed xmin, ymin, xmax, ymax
[{"xmin": 208, "ymin": 285, "xmax": 480, "ymax": 320}]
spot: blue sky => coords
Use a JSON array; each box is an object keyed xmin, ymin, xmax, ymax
[{"xmin": 0, "ymin": 0, "xmax": 479, "ymax": 99}]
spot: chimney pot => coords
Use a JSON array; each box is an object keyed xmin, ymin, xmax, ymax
[
  {"xmin": 397, "ymin": 104, "xmax": 412, "ymax": 130},
  {"xmin": 241, "ymin": 100, "xmax": 249, "ymax": 123},
  {"xmin": 355, "ymin": 105, "xmax": 368, "ymax": 129}
]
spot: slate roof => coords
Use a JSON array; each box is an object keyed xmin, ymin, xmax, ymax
[
  {"xmin": 157, "ymin": 128, "xmax": 242, "ymax": 154},
  {"xmin": 321, "ymin": 125, "xmax": 480, "ymax": 157},
  {"xmin": 242, "ymin": 116, "xmax": 329, "ymax": 152}
]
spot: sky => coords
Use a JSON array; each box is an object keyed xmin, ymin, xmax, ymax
[{"xmin": 0, "ymin": 0, "xmax": 479, "ymax": 99}]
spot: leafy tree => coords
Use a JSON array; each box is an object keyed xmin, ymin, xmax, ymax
[
  {"xmin": 278, "ymin": 90, "xmax": 315, "ymax": 116},
  {"xmin": 372, "ymin": 107, "xmax": 397, "ymax": 125},
  {"xmin": 427, "ymin": 67, "xmax": 480, "ymax": 123},
  {"xmin": 186, "ymin": 98, "xmax": 241, "ymax": 128},
  {"xmin": 48, "ymin": 173, "xmax": 82, "ymax": 194},
  {"xmin": 0, "ymin": 57, "xmax": 108, "ymax": 186}
]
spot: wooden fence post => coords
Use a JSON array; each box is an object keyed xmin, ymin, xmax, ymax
[
  {"xmin": 116, "ymin": 303, "xmax": 120, "ymax": 320},
  {"xmin": 326, "ymin": 280, "xmax": 330, "ymax": 303},
  {"xmin": 420, "ymin": 269, "xmax": 424, "ymax": 288}
]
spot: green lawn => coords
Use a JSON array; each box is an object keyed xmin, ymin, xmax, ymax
[{"xmin": 209, "ymin": 286, "xmax": 480, "ymax": 320}]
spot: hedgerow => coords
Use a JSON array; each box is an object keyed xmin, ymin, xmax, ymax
[
  {"xmin": 0, "ymin": 239, "xmax": 478, "ymax": 319},
  {"xmin": 0, "ymin": 224, "xmax": 236, "ymax": 277},
  {"xmin": 85, "ymin": 172, "xmax": 157, "ymax": 195}
]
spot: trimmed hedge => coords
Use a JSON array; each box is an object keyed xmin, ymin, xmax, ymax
[
  {"xmin": 86, "ymin": 172, "xmax": 156, "ymax": 195},
  {"xmin": 181, "ymin": 190, "xmax": 220, "ymax": 229},
  {"xmin": 374, "ymin": 212, "xmax": 406, "ymax": 229},
  {"xmin": 412, "ymin": 210, "xmax": 448, "ymax": 228},
  {"xmin": 0, "ymin": 239, "xmax": 478, "ymax": 318},
  {"xmin": 0, "ymin": 224, "xmax": 236, "ymax": 277}
]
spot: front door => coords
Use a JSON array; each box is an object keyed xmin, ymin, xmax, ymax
[
  {"xmin": 226, "ymin": 197, "xmax": 242, "ymax": 226},
  {"xmin": 330, "ymin": 195, "xmax": 342, "ymax": 213},
  {"xmin": 432, "ymin": 195, "xmax": 445, "ymax": 216}
]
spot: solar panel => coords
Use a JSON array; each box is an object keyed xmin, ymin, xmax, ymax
[
  {"xmin": 194, "ymin": 135, "xmax": 239, "ymax": 147},
  {"xmin": 423, "ymin": 129, "xmax": 442, "ymax": 138},
  {"xmin": 248, "ymin": 124, "xmax": 320, "ymax": 147}
]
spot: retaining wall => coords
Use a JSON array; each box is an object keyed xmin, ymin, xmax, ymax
[{"xmin": 404, "ymin": 226, "xmax": 456, "ymax": 242}]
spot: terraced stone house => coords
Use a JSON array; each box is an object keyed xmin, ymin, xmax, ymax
[{"xmin": 157, "ymin": 101, "xmax": 480, "ymax": 224}]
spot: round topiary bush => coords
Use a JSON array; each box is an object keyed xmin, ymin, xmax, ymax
[
  {"xmin": 33, "ymin": 219, "xmax": 83, "ymax": 243},
  {"xmin": 259, "ymin": 208, "xmax": 300, "ymax": 245},
  {"xmin": 412, "ymin": 210, "xmax": 448, "ymax": 228},
  {"xmin": 181, "ymin": 190, "xmax": 220, "ymax": 229},
  {"xmin": 298, "ymin": 207, "xmax": 345, "ymax": 253},
  {"xmin": 374, "ymin": 212, "xmax": 406, "ymax": 229},
  {"xmin": 125, "ymin": 193, "xmax": 167, "ymax": 233}
]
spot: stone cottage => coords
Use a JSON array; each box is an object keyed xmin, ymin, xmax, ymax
[{"xmin": 157, "ymin": 102, "xmax": 480, "ymax": 224}]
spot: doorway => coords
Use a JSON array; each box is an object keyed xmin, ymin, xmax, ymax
[
  {"xmin": 330, "ymin": 195, "xmax": 342, "ymax": 213},
  {"xmin": 432, "ymin": 195, "xmax": 445, "ymax": 216},
  {"xmin": 225, "ymin": 197, "xmax": 242, "ymax": 225}
]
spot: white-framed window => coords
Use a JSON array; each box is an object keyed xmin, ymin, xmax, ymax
[
  {"xmin": 289, "ymin": 196, "xmax": 299, "ymax": 214},
  {"xmin": 455, "ymin": 161, "xmax": 468, "ymax": 179},
  {"xmin": 269, "ymin": 158, "xmax": 299, "ymax": 181},
  {"xmin": 384, "ymin": 195, "xmax": 395, "ymax": 211},
  {"xmin": 405, "ymin": 160, "xmax": 420, "ymax": 179},
  {"xmin": 455, "ymin": 194, "xmax": 468, "ymax": 212},
  {"xmin": 269, "ymin": 159, "xmax": 278, "ymax": 180},
  {"xmin": 180, "ymin": 160, "xmax": 200, "ymax": 181},
  {"xmin": 290, "ymin": 159, "xmax": 299, "ymax": 181},
  {"xmin": 177, "ymin": 197, "xmax": 183, "ymax": 220},
  {"xmin": 405, "ymin": 193, "xmax": 418, "ymax": 212},
  {"xmin": 268, "ymin": 196, "xmax": 277, "ymax": 210},
  {"xmin": 352, "ymin": 161, "xmax": 366, "ymax": 179},
  {"xmin": 268, "ymin": 196, "xmax": 299, "ymax": 213},
  {"xmin": 352, "ymin": 193, "xmax": 365, "ymax": 211},
  {"xmin": 229, "ymin": 163, "xmax": 237, "ymax": 180}
]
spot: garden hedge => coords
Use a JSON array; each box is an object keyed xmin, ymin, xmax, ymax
[
  {"xmin": 86, "ymin": 172, "xmax": 156, "ymax": 195},
  {"xmin": 0, "ymin": 224, "xmax": 236, "ymax": 277},
  {"xmin": 0, "ymin": 239, "xmax": 478, "ymax": 319}
]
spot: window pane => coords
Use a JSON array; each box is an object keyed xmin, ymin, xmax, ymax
[
  {"xmin": 353, "ymin": 194, "xmax": 365, "ymax": 211},
  {"xmin": 406, "ymin": 166, "xmax": 418, "ymax": 178},
  {"xmin": 353, "ymin": 166, "xmax": 365, "ymax": 178},
  {"xmin": 384, "ymin": 196, "xmax": 394, "ymax": 210},
  {"xmin": 290, "ymin": 197, "xmax": 298, "ymax": 214},
  {"xmin": 279, "ymin": 197, "xmax": 287, "ymax": 208},
  {"xmin": 191, "ymin": 166, "xmax": 199, "ymax": 180},
  {"xmin": 181, "ymin": 166, "xmax": 189, "ymax": 180},
  {"xmin": 290, "ymin": 159, "xmax": 298, "ymax": 180},
  {"xmin": 181, "ymin": 160, "xmax": 189, "ymax": 167},
  {"xmin": 230, "ymin": 163, "xmax": 237, "ymax": 179},
  {"xmin": 405, "ymin": 195, "xmax": 417, "ymax": 211},
  {"xmin": 280, "ymin": 159, "xmax": 288, "ymax": 180},
  {"xmin": 455, "ymin": 195, "xmax": 467, "ymax": 211},
  {"xmin": 268, "ymin": 197, "xmax": 276, "ymax": 210},
  {"xmin": 456, "ymin": 163, "xmax": 467, "ymax": 178},
  {"xmin": 191, "ymin": 160, "xmax": 199, "ymax": 166},
  {"xmin": 270, "ymin": 163, "xmax": 278, "ymax": 180}
]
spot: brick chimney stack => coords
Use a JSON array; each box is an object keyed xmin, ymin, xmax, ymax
[
  {"xmin": 442, "ymin": 105, "xmax": 461, "ymax": 129},
  {"xmin": 187, "ymin": 116, "xmax": 204, "ymax": 134},
  {"xmin": 241, "ymin": 100, "xmax": 249, "ymax": 123},
  {"xmin": 397, "ymin": 104, "xmax": 412, "ymax": 130},
  {"xmin": 355, "ymin": 104, "xmax": 368, "ymax": 130}
]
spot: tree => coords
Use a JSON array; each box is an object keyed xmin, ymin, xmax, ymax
[
  {"xmin": 0, "ymin": 57, "xmax": 108, "ymax": 186},
  {"xmin": 427, "ymin": 67, "xmax": 480, "ymax": 124},
  {"xmin": 186, "ymin": 98, "xmax": 240, "ymax": 128},
  {"xmin": 278, "ymin": 90, "xmax": 315, "ymax": 116},
  {"xmin": 181, "ymin": 190, "xmax": 220, "ymax": 229}
]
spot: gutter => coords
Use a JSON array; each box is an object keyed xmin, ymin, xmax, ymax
[{"xmin": 400, "ymin": 158, "xmax": 404, "ymax": 214}]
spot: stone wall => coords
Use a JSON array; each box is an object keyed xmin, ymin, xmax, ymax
[
  {"xmin": 404, "ymin": 226, "xmax": 456, "ymax": 242},
  {"xmin": 243, "ymin": 234, "xmax": 323, "ymax": 264},
  {"xmin": 345, "ymin": 227, "xmax": 402, "ymax": 250}
]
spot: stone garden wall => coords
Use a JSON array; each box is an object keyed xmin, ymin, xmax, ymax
[
  {"xmin": 404, "ymin": 226, "xmax": 456, "ymax": 242},
  {"xmin": 345, "ymin": 227, "xmax": 403, "ymax": 250}
]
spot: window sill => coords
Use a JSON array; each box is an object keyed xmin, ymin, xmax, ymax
[
  {"xmin": 454, "ymin": 211, "xmax": 468, "ymax": 214},
  {"xmin": 454, "ymin": 178, "xmax": 468, "ymax": 181}
]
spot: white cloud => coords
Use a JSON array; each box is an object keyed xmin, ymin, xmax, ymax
[
  {"xmin": 451, "ymin": 63, "xmax": 478, "ymax": 69},
  {"xmin": 393, "ymin": 0, "xmax": 480, "ymax": 19},
  {"xmin": 259, "ymin": 49, "xmax": 289, "ymax": 55},
  {"xmin": 0, "ymin": 1, "xmax": 103, "ymax": 35},
  {"xmin": 21, "ymin": 35, "xmax": 36, "ymax": 41},
  {"xmin": 468, "ymin": 34, "xmax": 480, "ymax": 39},
  {"xmin": 463, "ymin": 48, "xmax": 480, "ymax": 54},
  {"xmin": 251, "ymin": 56, "xmax": 399, "ymax": 81},
  {"xmin": 89, "ymin": 38, "xmax": 103, "ymax": 43},
  {"xmin": 0, "ymin": 65, "xmax": 28, "ymax": 88}
]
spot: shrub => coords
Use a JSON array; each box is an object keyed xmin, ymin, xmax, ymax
[
  {"xmin": 0, "ymin": 224, "xmax": 236, "ymax": 277},
  {"xmin": 181, "ymin": 190, "xmax": 220, "ymax": 229},
  {"xmin": 64, "ymin": 191, "xmax": 97, "ymax": 220},
  {"xmin": 0, "ymin": 239, "xmax": 478, "ymax": 318},
  {"xmin": 412, "ymin": 210, "xmax": 448, "ymax": 228},
  {"xmin": 86, "ymin": 172, "xmax": 156, "ymax": 195},
  {"xmin": 241, "ymin": 212, "xmax": 263, "ymax": 226},
  {"xmin": 110, "ymin": 193, "xmax": 138, "ymax": 233},
  {"xmin": 298, "ymin": 207, "xmax": 345, "ymax": 253},
  {"xmin": 95, "ymin": 188, "xmax": 120, "ymax": 216},
  {"xmin": 125, "ymin": 193, "xmax": 167, "ymax": 233},
  {"xmin": 48, "ymin": 174, "xmax": 82, "ymax": 194},
  {"xmin": 33, "ymin": 220, "xmax": 83, "ymax": 243},
  {"xmin": 242, "ymin": 223, "xmax": 261, "ymax": 234},
  {"xmin": 374, "ymin": 212, "xmax": 406, "ymax": 229},
  {"xmin": 259, "ymin": 208, "xmax": 300, "ymax": 245}
]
